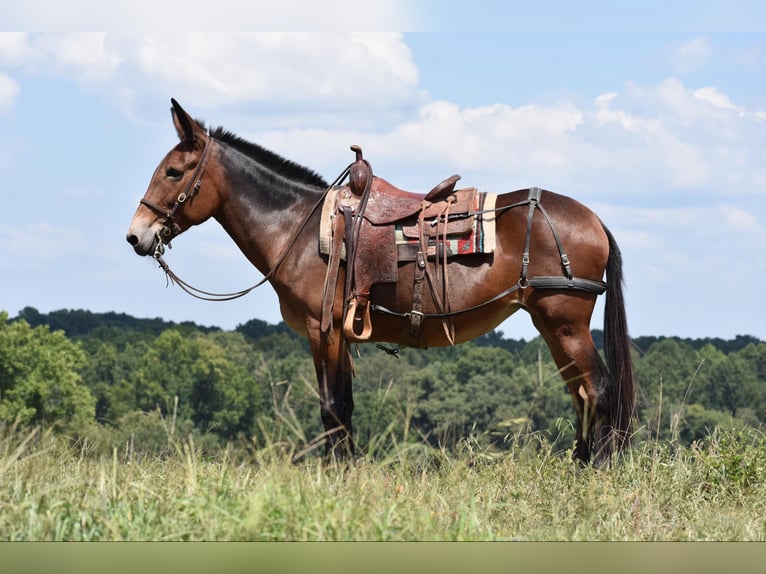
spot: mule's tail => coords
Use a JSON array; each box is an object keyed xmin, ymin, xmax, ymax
[{"xmin": 602, "ymin": 223, "xmax": 636, "ymax": 450}]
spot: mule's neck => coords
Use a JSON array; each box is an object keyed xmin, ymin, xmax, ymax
[{"xmin": 212, "ymin": 142, "xmax": 327, "ymax": 282}]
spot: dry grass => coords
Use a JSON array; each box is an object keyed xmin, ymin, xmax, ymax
[{"xmin": 2, "ymin": 420, "xmax": 765, "ymax": 541}]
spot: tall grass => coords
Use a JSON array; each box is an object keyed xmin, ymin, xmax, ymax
[{"xmin": 2, "ymin": 409, "xmax": 765, "ymax": 541}]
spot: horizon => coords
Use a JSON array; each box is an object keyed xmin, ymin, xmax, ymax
[{"xmin": 8, "ymin": 305, "xmax": 765, "ymax": 345}]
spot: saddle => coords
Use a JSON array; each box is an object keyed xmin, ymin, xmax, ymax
[{"xmin": 321, "ymin": 146, "xmax": 489, "ymax": 347}]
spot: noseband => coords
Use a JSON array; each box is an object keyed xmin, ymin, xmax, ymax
[{"xmin": 139, "ymin": 135, "xmax": 216, "ymax": 256}]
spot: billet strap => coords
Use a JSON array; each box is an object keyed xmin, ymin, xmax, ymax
[
  {"xmin": 520, "ymin": 187, "xmax": 541, "ymax": 285},
  {"xmin": 520, "ymin": 187, "xmax": 574, "ymax": 284}
]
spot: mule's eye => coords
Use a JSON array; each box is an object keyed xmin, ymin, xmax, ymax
[{"xmin": 165, "ymin": 167, "xmax": 183, "ymax": 181}]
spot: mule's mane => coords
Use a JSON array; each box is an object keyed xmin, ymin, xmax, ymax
[{"xmin": 205, "ymin": 123, "xmax": 328, "ymax": 189}]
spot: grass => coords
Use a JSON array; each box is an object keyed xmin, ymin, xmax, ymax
[{"xmin": 2, "ymin": 421, "xmax": 766, "ymax": 541}]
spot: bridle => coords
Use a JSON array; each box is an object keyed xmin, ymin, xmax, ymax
[
  {"xmin": 136, "ymin": 135, "xmax": 355, "ymax": 301},
  {"xmin": 139, "ymin": 134, "xmax": 217, "ymax": 256}
]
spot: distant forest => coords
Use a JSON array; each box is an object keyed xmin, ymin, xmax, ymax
[
  {"xmin": 3, "ymin": 306, "xmax": 765, "ymax": 455},
  {"xmin": 14, "ymin": 305, "xmax": 762, "ymax": 356}
]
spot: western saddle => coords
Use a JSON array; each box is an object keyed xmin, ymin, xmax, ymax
[{"xmin": 321, "ymin": 146, "xmax": 482, "ymax": 347}]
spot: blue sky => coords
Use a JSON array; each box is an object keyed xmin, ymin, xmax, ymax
[{"xmin": 1, "ymin": 3, "xmax": 765, "ymax": 341}]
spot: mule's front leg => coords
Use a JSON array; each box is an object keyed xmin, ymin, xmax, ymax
[
  {"xmin": 309, "ymin": 328, "xmax": 355, "ymax": 460},
  {"xmin": 319, "ymin": 356, "xmax": 355, "ymax": 460}
]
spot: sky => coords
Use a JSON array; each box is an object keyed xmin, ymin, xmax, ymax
[{"xmin": 1, "ymin": 2, "xmax": 765, "ymax": 342}]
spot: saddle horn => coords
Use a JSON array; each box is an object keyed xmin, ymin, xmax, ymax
[{"xmin": 348, "ymin": 145, "xmax": 371, "ymax": 197}]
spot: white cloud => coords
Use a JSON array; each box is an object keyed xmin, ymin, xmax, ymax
[
  {"xmin": 1, "ymin": 1, "xmax": 419, "ymax": 32},
  {"xmin": 250, "ymin": 98, "xmax": 588, "ymax": 195},
  {"xmin": 380, "ymin": 100, "xmax": 584, "ymax": 178},
  {"xmin": 38, "ymin": 33, "xmax": 123, "ymax": 83},
  {"xmin": 671, "ymin": 36, "xmax": 712, "ymax": 73},
  {"xmin": 4, "ymin": 34, "xmax": 764, "ymax": 202},
  {"xmin": 0, "ymin": 33, "xmax": 122, "ymax": 83},
  {"xmin": 719, "ymin": 205, "xmax": 765, "ymax": 236},
  {"xmin": 594, "ymin": 92, "xmax": 618, "ymax": 109},
  {"xmin": 0, "ymin": 74, "xmax": 19, "ymax": 114},
  {"xmin": 264, "ymin": 77, "xmax": 764, "ymax": 199},
  {"xmin": 585, "ymin": 201, "xmax": 765, "ymax": 302},
  {"xmin": 131, "ymin": 33, "xmax": 421, "ymax": 109},
  {"xmin": 573, "ymin": 80, "xmax": 762, "ymax": 194},
  {"xmin": 694, "ymin": 86, "xmax": 746, "ymax": 116},
  {"xmin": 0, "ymin": 33, "xmax": 421, "ymax": 116},
  {"xmin": 0, "ymin": 32, "xmax": 424, "ymax": 124},
  {"xmin": 0, "ymin": 33, "xmax": 39, "ymax": 65}
]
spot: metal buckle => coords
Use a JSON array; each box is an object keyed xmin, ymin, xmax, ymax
[{"xmin": 152, "ymin": 231, "xmax": 166, "ymax": 259}]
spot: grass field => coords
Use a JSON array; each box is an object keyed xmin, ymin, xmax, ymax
[{"xmin": 2, "ymin": 420, "xmax": 765, "ymax": 542}]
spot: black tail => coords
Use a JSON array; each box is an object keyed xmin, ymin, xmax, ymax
[{"xmin": 602, "ymin": 223, "xmax": 636, "ymax": 449}]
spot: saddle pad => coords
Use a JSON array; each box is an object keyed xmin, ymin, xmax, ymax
[
  {"xmin": 319, "ymin": 187, "xmax": 497, "ymax": 260},
  {"xmin": 319, "ymin": 186, "xmax": 344, "ymax": 258},
  {"xmin": 395, "ymin": 192, "xmax": 497, "ymax": 257}
]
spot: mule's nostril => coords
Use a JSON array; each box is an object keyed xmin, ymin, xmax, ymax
[{"xmin": 127, "ymin": 234, "xmax": 139, "ymax": 246}]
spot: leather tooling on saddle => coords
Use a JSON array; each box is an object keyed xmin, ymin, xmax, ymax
[{"xmin": 319, "ymin": 146, "xmax": 497, "ymax": 347}]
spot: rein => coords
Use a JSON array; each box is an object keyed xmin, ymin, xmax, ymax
[{"xmin": 147, "ymin": 139, "xmax": 355, "ymax": 301}]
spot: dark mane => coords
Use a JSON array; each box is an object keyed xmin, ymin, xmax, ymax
[{"xmin": 204, "ymin": 123, "xmax": 328, "ymax": 189}]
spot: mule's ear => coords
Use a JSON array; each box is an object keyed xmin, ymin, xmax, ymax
[{"xmin": 170, "ymin": 98, "xmax": 202, "ymax": 145}]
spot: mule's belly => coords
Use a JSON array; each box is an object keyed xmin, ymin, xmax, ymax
[{"xmin": 363, "ymin": 254, "xmax": 526, "ymax": 347}]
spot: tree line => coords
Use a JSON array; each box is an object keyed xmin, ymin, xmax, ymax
[{"xmin": 2, "ymin": 306, "xmax": 765, "ymax": 455}]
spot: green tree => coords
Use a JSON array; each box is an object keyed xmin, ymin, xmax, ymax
[
  {"xmin": 93, "ymin": 329, "xmax": 277, "ymax": 444},
  {"xmin": 635, "ymin": 338, "xmax": 705, "ymax": 405},
  {"xmin": 414, "ymin": 345, "xmax": 531, "ymax": 448},
  {"xmin": 0, "ymin": 312, "xmax": 95, "ymax": 432},
  {"xmin": 190, "ymin": 333, "xmax": 268, "ymax": 439},
  {"xmin": 687, "ymin": 344, "xmax": 757, "ymax": 416},
  {"xmin": 731, "ymin": 343, "xmax": 766, "ymax": 422},
  {"xmin": 676, "ymin": 403, "xmax": 738, "ymax": 444}
]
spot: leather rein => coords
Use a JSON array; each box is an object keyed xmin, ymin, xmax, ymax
[{"xmin": 141, "ymin": 135, "xmax": 352, "ymax": 301}]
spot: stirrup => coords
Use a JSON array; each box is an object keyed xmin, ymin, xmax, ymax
[{"xmin": 344, "ymin": 294, "xmax": 373, "ymax": 340}]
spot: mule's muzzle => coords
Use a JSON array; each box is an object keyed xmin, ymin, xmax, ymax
[
  {"xmin": 126, "ymin": 232, "xmax": 140, "ymax": 248},
  {"xmin": 126, "ymin": 226, "xmax": 162, "ymax": 257},
  {"xmin": 127, "ymin": 232, "xmax": 152, "ymax": 256}
]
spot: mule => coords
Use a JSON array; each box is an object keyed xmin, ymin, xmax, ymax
[{"xmin": 127, "ymin": 99, "xmax": 635, "ymax": 466}]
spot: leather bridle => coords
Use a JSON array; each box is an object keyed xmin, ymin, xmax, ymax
[
  {"xmin": 136, "ymin": 136, "xmax": 354, "ymax": 301},
  {"xmin": 139, "ymin": 135, "xmax": 216, "ymax": 257}
]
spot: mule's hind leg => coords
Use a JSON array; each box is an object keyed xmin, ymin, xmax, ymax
[
  {"xmin": 528, "ymin": 292, "xmax": 609, "ymax": 464},
  {"xmin": 307, "ymin": 324, "xmax": 355, "ymax": 460}
]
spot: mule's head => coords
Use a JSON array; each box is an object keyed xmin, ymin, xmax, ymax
[{"xmin": 127, "ymin": 99, "xmax": 221, "ymax": 257}]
